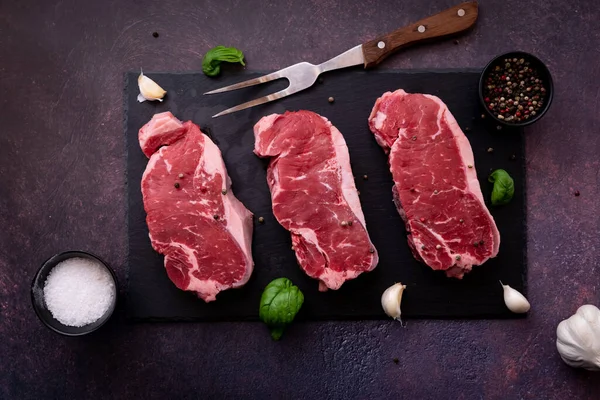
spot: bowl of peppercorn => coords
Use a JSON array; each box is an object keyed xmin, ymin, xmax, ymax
[{"xmin": 479, "ymin": 51, "xmax": 553, "ymax": 127}]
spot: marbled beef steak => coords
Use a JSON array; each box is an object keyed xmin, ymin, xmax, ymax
[
  {"xmin": 139, "ymin": 112, "xmax": 254, "ymax": 302},
  {"xmin": 254, "ymin": 111, "xmax": 378, "ymax": 291},
  {"xmin": 369, "ymin": 89, "xmax": 500, "ymax": 278}
]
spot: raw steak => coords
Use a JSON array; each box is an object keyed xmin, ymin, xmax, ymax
[
  {"xmin": 254, "ymin": 111, "xmax": 378, "ymax": 291},
  {"xmin": 139, "ymin": 112, "xmax": 253, "ymax": 302},
  {"xmin": 368, "ymin": 89, "xmax": 500, "ymax": 278}
]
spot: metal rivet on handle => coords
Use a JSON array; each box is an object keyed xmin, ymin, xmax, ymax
[
  {"xmin": 377, "ymin": 41, "xmax": 385, "ymax": 49},
  {"xmin": 417, "ymin": 25, "xmax": 426, "ymax": 33},
  {"xmin": 457, "ymin": 8, "xmax": 466, "ymax": 17}
]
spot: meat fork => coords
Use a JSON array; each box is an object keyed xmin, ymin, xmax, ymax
[{"xmin": 205, "ymin": 2, "xmax": 478, "ymax": 118}]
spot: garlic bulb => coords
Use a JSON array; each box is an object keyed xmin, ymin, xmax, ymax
[
  {"xmin": 137, "ymin": 70, "xmax": 166, "ymax": 102},
  {"xmin": 500, "ymin": 281, "xmax": 530, "ymax": 313},
  {"xmin": 556, "ymin": 305, "xmax": 600, "ymax": 371},
  {"xmin": 381, "ymin": 283, "xmax": 406, "ymax": 320}
]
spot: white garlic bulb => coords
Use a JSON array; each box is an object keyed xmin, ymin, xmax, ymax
[
  {"xmin": 556, "ymin": 305, "xmax": 600, "ymax": 371},
  {"xmin": 501, "ymin": 281, "xmax": 530, "ymax": 313},
  {"xmin": 381, "ymin": 283, "xmax": 406, "ymax": 320},
  {"xmin": 137, "ymin": 69, "xmax": 166, "ymax": 102}
]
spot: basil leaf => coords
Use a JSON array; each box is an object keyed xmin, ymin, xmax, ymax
[
  {"xmin": 202, "ymin": 46, "xmax": 245, "ymax": 77},
  {"xmin": 488, "ymin": 169, "xmax": 515, "ymax": 206},
  {"xmin": 259, "ymin": 278, "xmax": 304, "ymax": 340}
]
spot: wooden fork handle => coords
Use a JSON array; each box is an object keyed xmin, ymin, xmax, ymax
[{"xmin": 362, "ymin": 2, "xmax": 479, "ymax": 68}]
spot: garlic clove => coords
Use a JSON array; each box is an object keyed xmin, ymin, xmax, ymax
[
  {"xmin": 500, "ymin": 281, "xmax": 530, "ymax": 313},
  {"xmin": 381, "ymin": 282, "xmax": 406, "ymax": 320},
  {"xmin": 138, "ymin": 69, "xmax": 166, "ymax": 102}
]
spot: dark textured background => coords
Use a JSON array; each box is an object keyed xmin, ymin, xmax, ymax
[{"xmin": 1, "ymin": 0, "xmax": 599, "ymax": 398}]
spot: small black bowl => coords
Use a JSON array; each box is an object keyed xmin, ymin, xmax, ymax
[
  {"xmin": 31, "ymin": 251, "xmax": 118, "ymax": 336},
  {"xmin": 479, "ymin": 51, "xmax": 553, "ymax": 127}
]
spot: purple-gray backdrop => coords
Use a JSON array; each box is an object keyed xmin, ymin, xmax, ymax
[{"xmin": 1, "ymin": 0, "xmax": 599, "ymax": 398}]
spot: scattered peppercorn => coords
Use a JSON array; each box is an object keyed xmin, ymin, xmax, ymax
[
  {"xmin": 464, "ymin": 127, "xmax": 471, "ymax": 132},
  {"xmin": 341, "ymin": 221, "xmax": 348, "ymax": 227},
  {"xmin": 482, "ymin": 57, "xmax": 548, "ymax": 123},
  {"xmin": 456, "ymin": 255, "xmax": 461, "ymax": 260},
  {"xmin": 222, "ymin": 189, "xmax": 227, "ymax": 195},
  {"xmin": 393, "ymin": 358, "xmax": 399, "ymax": 364},
  {"xmin": 479, "ymin": 240, "xmax": 484, "ymax": 245},
  {"xmin": 369, "ymin": 248, "xmax": 375, "ymax": 253},
  {"xmin": 174, "ymin": 182, "xmax": 180, "ymax": 189},
  {"xmin": 363, "ymin": 174, "xmax": 368, "ymax": 180},
  {"xmin": 467, "ymin": 164, "xmax": 473, "ymax": 169},
  {"xmin": 412, "ymin": 135, "xmax": 417, "ymax": 141},
  {"xmin": 213, "ymin": 214, "xmax": 219, "ymax": 220},
  {"xmin": 178, "ymin": 173, "xmax": 184, "ymax": 178},
  {"xmin": 574, "ymin": 190, "xmax": 580, "ymax": 197},
  {"xmin": 152, "ymin": 32, "xmax": 159, "ymax": 38},
  {"xmin": 496, "ymin": 125, "xmax": 502, "ymax": 131},
  {"xmin": 436, "ymin": 244, "xmax": 441, "ymax": 249},
  {"xmin": 481, "ymin": 114, "xmax": 486, "ymax": 119},
  {"xmin": 328, "ymin": 97, "xmax": 334, "ymax": 103},
  {"xmin": 459, "ymin": 218, "xmax": 464, "ymax": 223},
  {"xmin": 258, "ymin": 216, "xmax": 265, "ymax": 223},
  {"xmin": 453, "ymin": 39, "xmax": 459, "ymax": 45},
  {"xmin": 421, "ymin": 245, "xmax": 426, "ymax": 250},
  {"xmin": 474, "ymin": 242, "xmax": 479, "ymax": 247},
  {"xmin": 487, "ymin": 147, "xmax": 494, "ymax": 153},
  {"xmin": 510, "ymin": 154, "xmax": 517, "ymax": 161},
  {"xmin": 347, "ymin": 220, "xmax": 353, "ymax": 226}
]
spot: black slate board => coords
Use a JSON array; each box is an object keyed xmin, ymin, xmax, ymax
[{"xmin": 125, "ymin": 68, "xmax": 526, "ymax": 321}]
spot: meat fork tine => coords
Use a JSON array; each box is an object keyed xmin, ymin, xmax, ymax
[
  {"xmin": 211, "ymin": 86, "xmax": 301, "ymax": 118},
  {"xmin": 205, "ymin": 61, "xmax": 323, "ymax": 118},
  {"xmin": 204, "ymin": 71, "xmax": 284, "ymax": 94},
  {"xmin": 207, "ymin": 62, "xmax": 321, "ymax": 118}
]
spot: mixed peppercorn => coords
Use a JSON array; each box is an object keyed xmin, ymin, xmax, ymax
[{"xmin": 482, "ymin": 57, "xmax": 548, "ymax": 123}]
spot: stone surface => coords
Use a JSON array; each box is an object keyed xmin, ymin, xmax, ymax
[{"xmin": 1, "ymin": 0, "xmax": 599, "ymax": 398}]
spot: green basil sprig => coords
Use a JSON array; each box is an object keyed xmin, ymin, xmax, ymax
[
  {"xmin": 259, "ymin": 278, "xmax": 304, "ymax": 340},
  {"xmin": 202, "ymin": 46, "xmax": 245, "ymax": 77},
  {"xmin": 488, "ymin": 169, "xmax": 515, "ymax": 206}
]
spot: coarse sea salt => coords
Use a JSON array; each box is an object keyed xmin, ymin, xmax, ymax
[{"xmin": 43, "ymin": 257, "xmax": 116, "ymax": 327}]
